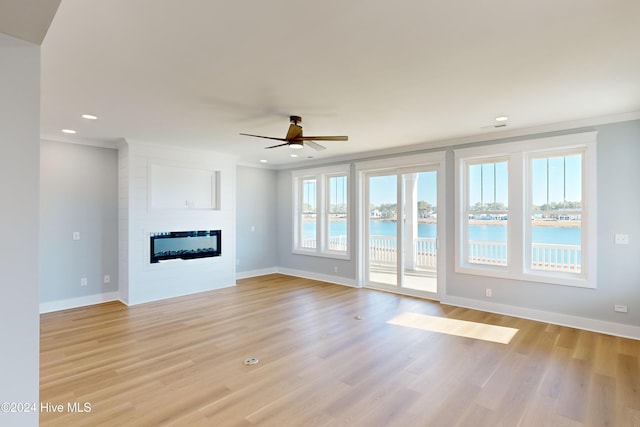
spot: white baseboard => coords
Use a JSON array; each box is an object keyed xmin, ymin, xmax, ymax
[
  {"xmin": 254, "ymin": 267, "xmax": 639, "ymax": 340},
  {"xmin": 40, "ymin": 273, "xmax": 638, "ymax": 340},
  {"xmin": 443, "ymin": 295, "xmax": 640, "ymax": 340},
  {"xmin": 236, "ymin": 267, "xmax": 278, "ymax": 280},
  {"xmin": 40, "ymin": 292, "xmax": 122, "ymax": 314},
  {"xmin": 276, "ymin": 267, "xmax": 359, "ymax": 288}
]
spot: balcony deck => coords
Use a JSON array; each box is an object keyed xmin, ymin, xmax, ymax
[{"xmin": 369, "ymin": 265, "xmax": 437, "ymax": 293}]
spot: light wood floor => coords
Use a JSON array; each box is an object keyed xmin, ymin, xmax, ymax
[{"xmin": 40, "ymin": 274, "xmax": 640, "ymax": 426}]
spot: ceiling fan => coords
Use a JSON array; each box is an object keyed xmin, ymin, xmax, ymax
[{"xmin": 240, "ymin": 115, "xmax": 348, "ymax": 151}]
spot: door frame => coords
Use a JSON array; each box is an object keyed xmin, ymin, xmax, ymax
[{"xmin": 355, "ymin": 152, "xmax": 446, "ymax": 300}]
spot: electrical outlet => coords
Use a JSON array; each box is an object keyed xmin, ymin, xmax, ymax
[
  {"xmin": 80, "ymin": 277, "xmax": 88, "ymax": 287},
  {"xmin": 614, "ymin": 234, "xmax": 629, "ymax": 245},
  {"xmin": 103, "ymin": 275, "xmax": 110, "ymax": 284},
  {"xmin": 614, "ymin": 304, "xmax": 628, "ymax": 313},
  {"xmin": 72, "ymin": 231, "xmax": 80, "ymax": 241},
  {"xmin": 334, "ymin": 266, "xmax": 338, "ymax": 273},
  {"xmin": 485, "ymin": 288, "xmax": 492, "ymax": 297}
]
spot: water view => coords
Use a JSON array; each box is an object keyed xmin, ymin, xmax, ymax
[{"xmin": 306, "ymin": 220, "xmax": 581, "ymax": 246}]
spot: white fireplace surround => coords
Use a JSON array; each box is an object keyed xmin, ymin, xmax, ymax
[{"xmin": 117, "ymin": 140, "xmax": 236, "ymax": 306}]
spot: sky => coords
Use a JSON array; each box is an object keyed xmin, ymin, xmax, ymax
[
  {"xmin": 468, "ymin": 161, "xmax": 508, "ymax": 207},
  {"xmin": 302, "ymin": 175, "xmax": 348, "ymax": 210},
  {"xmin": 531, "ymin": 154, "xmax": 582, "ymax": 206},
  {"xmin": 304, "ymin": 173, "xmax": 437, "ymax": 209},
  {"xmin": 304, "ymin": 153, "xmax": 581, "ymax": 211},
  {"xmin": 467, "ymin": 154, "xmax": 582, "ymax": 209},
  {"xmin": 369, "ymin": 171, "xmax": 437, "ymax": 206}
]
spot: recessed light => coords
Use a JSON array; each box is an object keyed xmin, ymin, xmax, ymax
[
  {"xmin": 290, "ymin": 154, "xmax": 298, "ymax": 158},
  {"xmin": 260, "ymin": 159, "xmax": 268, "ymax": 163},
  {"xmin": 62, "ymin": 129, "xmax": 76, "ymax": 134},
  {"xmin": 495, "ymin": 116, "xmax": 509, "ymax": 122},
  {"xmin": 82, "ymin": 114, "xmax": 98, "ymax": 120}
]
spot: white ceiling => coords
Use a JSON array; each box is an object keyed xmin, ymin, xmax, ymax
[
  {"xmin": 0, "ymin": 0, "xmax": 60, "ymax": 45},
  {"xmin": 41, "ymin": 0, "xmax": 640, "ymax": 167}
]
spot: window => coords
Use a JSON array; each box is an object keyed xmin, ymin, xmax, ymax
[
  {"xmin": 293, "ymin": 165, "xmax": 350, "ymax": 258},
  {"xmin": 300, "ymin": 178, "xmax": 317, "ymax": 249},
  {"xmin": 455, "ymin": 132, "xmax": 597, "ymax": 288},
  {"xmin": 465, "ymin": 159, "xmax": 509, "ymax": 266},
  {"xmin": 528, "ymin": 152, "xmax": 583, "ymax": 274},
  {"xmin": 327, "ymin": 175, "xmax": 348, "ymax": 251}
]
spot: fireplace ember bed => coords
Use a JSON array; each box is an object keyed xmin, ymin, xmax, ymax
[{"xmin": 150, "ymin": 230, "xmax": 221, "ymax": 263}]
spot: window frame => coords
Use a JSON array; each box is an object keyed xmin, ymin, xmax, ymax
[
  {"xmin": 298, "ymin": 177, "xmax": 318, "ymax": 250},
  {"xmin": 292, "ymin": 164, "xmax": 350, "ymax": 260},
  {"xmin": 525, "ymin": 148, "xmax": 586, "ymax": 279},
  {"xmin": 455, "ymin": 132, "xmax": 597, "ymax": 288},
  {"xmin": 325, "ymin": 174, "xmax": 349, "ymax": 255},
  {"xmin": 463, "ymin": 155, "xmax": 511, "ymax": 271}
]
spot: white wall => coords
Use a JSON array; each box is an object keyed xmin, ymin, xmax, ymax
[
  {"xmin": 39, "ymin": 141, "xmax": 119, "ymax": 311},
  {"xmin": 119, "ymin": 141, "xmax": 236, "ymax": 305},
  {"xmin": 0, "ymin": 34, "xmax": 40, "ymax": 427}
]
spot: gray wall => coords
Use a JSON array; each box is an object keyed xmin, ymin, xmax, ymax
[
  {"xmin": 445, "ymin": 120, "xmax": 640, "ymax": 326},
  {"xmin": 40, "ymin": 141, "xmax": 119, "ymax": 302},
  {"xmin": 236, "ymin": 165, "xmax": 278, "ymax": 272},
  {"xmin": 276, "ymin": 120, "xmax": 640, "ymax": 328},
  {"xmin": 0, "ymin": 34, "xmax": 40, "ymax": 426},
  {"xmin": 276, "ymin": 164, "xmax": 358, "ymax": 280}
]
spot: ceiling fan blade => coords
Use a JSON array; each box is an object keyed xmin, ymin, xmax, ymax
[
  {"xmin": 239, "ymin": 133, "xmax": 287, "ymax": 142},
  {"xmin": 295, "ymin": 136, "xmax": 348, "ymax": 141},
  {"xmin": 264, "ymin": 142, "xmax": 291, "ymax": 149},
  {"xmin": 305, "ymin": 141, "xmax": 326, "ymax": 151},
  {"xmin": 285, "ymin": 124, "xmax": 303, "ymax": 140}
]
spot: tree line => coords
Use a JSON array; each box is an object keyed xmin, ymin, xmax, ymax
[
  {"xmin": 468, "ymin": 201, "xmax": 581, "ymax": 212},
  {"xmin": 370, "ymin": 201, "xmax": 436, "ymax": 218}
]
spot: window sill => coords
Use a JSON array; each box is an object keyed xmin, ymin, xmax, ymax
[
  {"xmin": 456, "ymin": 265, "xmax": 595, "ymax": 289},
  {"xmin": 292, "ymin": 248, "xmax": 350, "ymax": 261}
]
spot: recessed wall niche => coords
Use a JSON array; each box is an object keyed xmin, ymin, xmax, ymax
[{"xmin": 148, "ymin": 162, "xmax": 221, "ymax": 210}]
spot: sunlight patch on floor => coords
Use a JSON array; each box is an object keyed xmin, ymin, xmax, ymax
[{"xmin": 387, "ymin": 312, "xmax": 519, "ymax": 344}]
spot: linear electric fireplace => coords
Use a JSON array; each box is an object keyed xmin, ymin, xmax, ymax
[{"xmin": 150, "ymin": 230, "xmax": 221, "ymax": 263}]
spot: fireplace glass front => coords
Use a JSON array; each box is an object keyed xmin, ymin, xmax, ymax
[{"xmin": 150, "ymin": 230, "xmax": 221, "ymax": 263}]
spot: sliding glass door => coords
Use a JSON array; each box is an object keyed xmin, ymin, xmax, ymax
[
  {"xmin": 367, "ymin": 174, "xmax": 399, "ymax": 286},
  {"xmin": 365, "ymin": 166, "xmax": 439, "ymax": 298}
]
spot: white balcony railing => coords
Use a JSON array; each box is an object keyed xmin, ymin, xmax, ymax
[
  {"xmin": 468, "ymin": 240, "xmax": 581, "ymax": 273},
  {"xmin": 306, "ymin": 236, "xmax": 581, "ymax": 274},
  {"xmin": 301, "ymin": 237, "xmax": 316, "ymax": 249},
  {"xmin": 468, "ymin": 240, "xmax": 508, "ymax": 266},
  {"xmin": 301, "ymin": 235, "xmax": 348, "ymax": 251},
  {"xmin": 369, "ymin": 235, "xmax": 398, "ymax": 266},
  {"xmin": 531, "ymin": 242, "xmax": 581, "ymax": 273},
  {"xmin": 328, "ymin": 235, "xmax": 348, "ymax": 251},
  {"xmin": 415, "ymin": 237, "xmax": 437, "ymax": 270},
  {"xmin": 369, "ymin": 235, "xmax": 437, "ymax": 271}
]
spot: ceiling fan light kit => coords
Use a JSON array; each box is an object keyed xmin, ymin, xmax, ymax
[
  {"xmin": 289, "ymin": 141, "xmax": 304, "ymax": 150},
  {"xmin": 240, "ymin": 115, "xmax": 348, "ymax": 152}
]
